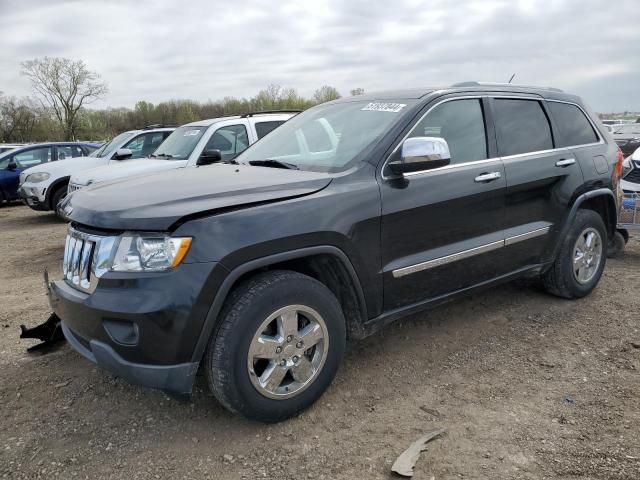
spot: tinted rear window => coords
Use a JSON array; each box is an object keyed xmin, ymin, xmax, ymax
[
  {"xmin": 548, "ymin": 102, "xmax": 598, "ymax": 147},
  {"xmin": 493, "ymin": 99, "xmax": 553, "ymax": 156},
  {"xmin": 255, "ymin": 121, "xmax": 285, "ymax": 139}
]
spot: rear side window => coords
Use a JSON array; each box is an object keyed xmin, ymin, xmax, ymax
[
  {"xmin": 409, "ymin": 98, "xmax": 488, "ymax": 164},
  {"xmin": 255, "ymin": 121, "xmax": 285, "ymax": 139},
  {"xmin": 493, "ymin": 99, "xmax": 553, "ymax": 156},
  {"xmin": 548, "ymin": 102, "xmax": 598, "ymax": 147}
]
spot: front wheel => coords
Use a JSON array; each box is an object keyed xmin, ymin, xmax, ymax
[
  {"xmin": 51, "ymin": 186, "xmax": 67, "ymax": 220},
  {"xmin": 542, "ymin": 209, "xmax": 607, "ymax": 299},
  {"xmin": 205, "ymin": 270, "xmax": 346, "ymax": 422}
]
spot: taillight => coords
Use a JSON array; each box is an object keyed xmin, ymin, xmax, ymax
[{"xmin": 615, "ymin": 148, "xmax": 624, "ymax": 178}]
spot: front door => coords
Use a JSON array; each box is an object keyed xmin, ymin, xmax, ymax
[{"xmin": 380, "ymin": 97, "xmax": 507, "ymax": 310}]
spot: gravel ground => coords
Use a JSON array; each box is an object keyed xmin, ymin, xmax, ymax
[{"xmin": 1, "ymin": 203, "xmax": 639, "ymax": 479}]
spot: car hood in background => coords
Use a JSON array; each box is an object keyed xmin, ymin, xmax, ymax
[
  {"xmin": 66, "ymin": 163, "xmax": 333, "ymax": 231},
  {"xmin": 20, "ymin": 156, "xmax": 108, "ymax": 182},
  {"xmin": 71, "ymin": 159, "xmax": 188, "ymax": 186}
]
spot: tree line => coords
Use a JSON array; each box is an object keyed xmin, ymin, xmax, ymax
[{"xmin": 0, "ymin": 57, "xmax": 363, "ymax": 143}]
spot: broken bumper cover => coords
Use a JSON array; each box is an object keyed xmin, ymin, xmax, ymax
[
  {"xmin": 18, "ymin": 186, "xmax": 48, "ymax": 210},
  {"xmin": 61, "ymin": 321, "xmax": 198, "ymax": 394},
  {"xmin": 48, "ymin": 261, "xmax": 220, "ymax": 395}
]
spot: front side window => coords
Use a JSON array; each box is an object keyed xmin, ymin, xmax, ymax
[
  {"xmin": 493, "ymin": 99, "xmax": 553, "ymax": 156},
  {"xmin": 12, "ymin": 147, "xmax": 53, "ymax": 167},
  {"xmin": 151, "ymin": 126, "xmax": 207, "ymax": 160},
  {"xmin": 255, "ymin": 120, "xmax": 285, "ymax": 139},
  {"xmin": 408, "ymin": 99, "xmax": 488, "ymax": 164},
  {"xmin": 548, "ymin": 102, "xmax": 598, "ymax": 147},
  {"xmin": 125, "ymin": 132, "xmax": 169, "ymax": 158},
  {"xmin": 205, "ymin": 125, "xmax": 249, "ymax": 161},
  {"xmin": 238, "ymin": 100, "xmax": 417, "ymax": 172},
  {"xmin": 90, "ymin": 131, "xmax": 137, "ymax": 158}
]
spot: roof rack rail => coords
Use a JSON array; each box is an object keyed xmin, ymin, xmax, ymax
[
  {"xmin": 142, "ymin": 124, "xmax": 179, "ymax": 130},
  {"xmin": 240, "ymin": 109, "xmax": 302, "ymax": 118},
  {"xmin": 450, "ymin": 81, "xmax": 564, "ymax": 93}
]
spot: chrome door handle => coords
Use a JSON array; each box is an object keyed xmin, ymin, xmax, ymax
[
  {"xmin": 556, "ymin": 158, "xmax": 576, "ymax": 167},
  {"xmin": 474, "ymin": 172, "xmax": 502, "ymax": 183}
]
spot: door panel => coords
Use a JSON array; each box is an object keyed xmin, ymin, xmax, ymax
[{"xmin": 380, "ymin": 159, "xmax": 506, "ymax": 310}]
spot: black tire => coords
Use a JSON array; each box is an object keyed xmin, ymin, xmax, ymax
[
  {"xmin": 607, "ymin": 230, "xmax": 626, "ymax": 258},
  {"xmin": 51, "ymin": 186, "xmax": 67, "ymax": 220},
  {"xmin": 542, "ymin": 209, "xmax": 607, "ymax": 299},
  {"xmin": 205, "ymin": 270, "xmax": 346, "ymax": 422}
]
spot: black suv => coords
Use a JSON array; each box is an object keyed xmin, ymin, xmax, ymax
[{"xmin": 52, "ymin": 83, "xmax": 622, "ymax": 422}]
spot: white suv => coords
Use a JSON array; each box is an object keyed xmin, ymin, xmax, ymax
[
  {"xmin": 19, "ymin": 126, "xmax": 174, "ymax": 216},
  {"xmin": 66, "ymin": 112, "xmax": 297, "ymax": 197}
]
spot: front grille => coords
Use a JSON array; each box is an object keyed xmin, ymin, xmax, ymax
[
  {"xmin": 62, "ymin": 228, "xmax": 115, "ymax": 293},
  {"xmin": 624, "ymin": 168, "xmax": 640, "ymax": 185},
  {"xmin": 67, "ymin": 183, "xmax": 83, "ymax": 194}
]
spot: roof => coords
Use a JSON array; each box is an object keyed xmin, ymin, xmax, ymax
[
  {"xmin": 183, "ymin": 111, "xmax": 298, "ymax": 128},
  {"xmin": 330, "ymin": 82, "xmax": 581, "ymax": 105},
  {"xmin": 0, "ymin": 142, "xmax": 100, "ymax": 158}
]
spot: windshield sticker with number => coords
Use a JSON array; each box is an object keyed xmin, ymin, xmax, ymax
[
  {"xmin": 361, "ymin": 102, "xmax": 406, "ymax": 113},
  {"xmin": 183, "ymin": 130, "xmax": 201, "ymax": 136}
]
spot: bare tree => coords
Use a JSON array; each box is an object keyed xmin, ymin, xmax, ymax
[
  {"xmin": 21, "ymin": 57, "xmax": 108, "ymax": 140},
  {"xmin": 313, "ymin": 85, "xmax": 341, "ymax": 104},
  {"xmin": 0, "ymin": 95, "xmax": 37, "ymax": 142}
]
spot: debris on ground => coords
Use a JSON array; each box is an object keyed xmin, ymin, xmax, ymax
[
  {"xmin": 19, "ymin": 313, "xmax": 64, "ymax": 353},
  {"xmin": 391, "ymin": 429, "xmax": 446, "ymax": 477}
]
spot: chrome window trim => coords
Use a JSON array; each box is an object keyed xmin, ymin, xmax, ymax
[
  {"xmin": 392, "ymin": 226, "xmax": 551, "ymax": 278},
  {"xmin": 381, "ymin": 95, "xmax": 605, "ymax": 180}
]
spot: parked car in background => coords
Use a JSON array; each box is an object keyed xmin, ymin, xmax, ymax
[
  {"xmin": 66, "ymin": 112, "xmax": 297, "ymax": 197},
  {"xmin": 621, "ymin": 147, "xmax": 640, "ymax": 193},
  {"xmin": 0, "ymin": 143, "xmax": 25, "ymax": 154},
  {"xmin": 613, "ymin": 123, "xmax": 640, "ymax": 156},
  {"xmin": 0, "ymin": 142, "xmax": 99, "ymax": 205},
  {"xmin": 53, "ymin": 83, "xmax": 621, "ymax": 422},
  {"xmin": 18, "ymin": 126, "xmax": 174, "ymax": 217}
]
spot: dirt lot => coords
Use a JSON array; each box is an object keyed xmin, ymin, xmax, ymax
[{"xmin": 1, "ymin": 203, "xmax": 639, "ymax": 480}]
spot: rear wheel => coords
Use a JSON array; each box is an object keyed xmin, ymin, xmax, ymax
[
  {"xmin": 542, "ymin": 209, "xmax": 607, "ymax": 299},
  {"xmin": 205, "ymin": 270, "xmax": 346, "ymax": 422}
]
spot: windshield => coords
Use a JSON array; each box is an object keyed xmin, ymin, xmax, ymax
[
  {"xmin": 90, "ymin": 131, "xmax": 136, "ymax": 158},
  {"xmin": 150, "ymin": 126, "xmax": 207, "ymax": 160},
  {"xmin": 237, "ymin": 100, "xmax": 416, "ymax": 173}
]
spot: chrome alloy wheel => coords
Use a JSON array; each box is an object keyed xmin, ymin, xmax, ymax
[
  {"xmin": 247, "ymin": 305, "xmax": 329, "ymax": 399},
  {"xmin": 573, "ymin": 227, "xmax": 603, "ymax": 284}
]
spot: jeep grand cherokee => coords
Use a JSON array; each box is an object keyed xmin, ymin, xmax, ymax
[{"xmin": 49, "ymin": 84, "xmax": 623, "ymax": 422}]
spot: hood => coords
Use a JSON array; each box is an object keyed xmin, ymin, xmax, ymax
[
  {"xmin": 21, "ymin": 156, "xmax": 108, "ymax": 181},
  {"xmin": 65, "ymin": 163, "xmax": 332, "ymax": 231},
  {"xmin": 71, "ymin": 159, "xmax": 187, "ymax": 186}
]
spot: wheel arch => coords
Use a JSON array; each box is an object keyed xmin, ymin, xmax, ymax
[
  {"xmin": 46, "ymin": 175, "xmax": 70, "ymax": 209},
  {"xmin": 550, "ymin": 188, "xmax": 617, "ymax": 263},
  {"xmin": 191, "ymin": 246, "xmax": 368, "ymax": 364}
]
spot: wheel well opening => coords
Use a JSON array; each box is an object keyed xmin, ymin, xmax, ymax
[
  {"xmin": 233, "ymin": 254, "xmax": 366, "ymax": 339},
  {"xmin": 48, "ymin": 180, "xmax": 69, "ymax": 209},
  {"xmin": 579, "ymin": 195, "xmax": 616, "ymax": 237}
]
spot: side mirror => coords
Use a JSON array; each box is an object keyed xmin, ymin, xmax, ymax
[
  {"xmin": 7, "ymin": 161, "xmax": 17, "ymax": 171},
  {"xmin": 388, "ymin": 137, "xmax": 451, "ymax": 176},
  {"xmin": 197, "ymin": 149, "xmax": 222, "ymax": 166},
  {"xmin": 113, "ymin": 148, "xmax": 133, "ymax": 160}
]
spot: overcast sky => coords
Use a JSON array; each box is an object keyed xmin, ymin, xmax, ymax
[{"xmin": 1, "ymin": 0, "xmax": 638, "ymax": 112}]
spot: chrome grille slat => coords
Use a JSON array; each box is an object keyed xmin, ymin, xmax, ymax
[{"xmin": 63, "ymin": 227, "xmax": 114, "ymax": 293}]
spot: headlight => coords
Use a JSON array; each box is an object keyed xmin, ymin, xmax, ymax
[
  {"xmin": 622, "ymin": 157, "xmax": 633, "ymax": 177},
  {"xmin": 26, "ymin": 172, "xmax": 50, "ymax": 183},
  {"xmin": 110, "ymin": 234, "xmax": 192, "ymax": 272}
]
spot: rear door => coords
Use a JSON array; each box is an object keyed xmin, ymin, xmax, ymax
[
  {"xmin": 380, "ymin": 96, "xmax": 507, "ymax": 310},
  {"xmin": 492, "ymin": 96, "xmax": 583, "ymax": 271}
]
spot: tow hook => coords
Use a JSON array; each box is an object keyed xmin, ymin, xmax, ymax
[{"xmin": 20, "ymin": 313, "xmax": 65, "ymax": 353}]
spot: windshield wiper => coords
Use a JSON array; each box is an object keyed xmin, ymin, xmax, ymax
[
  {"xmin": 248, "ymin": 159, "xmax": 299, "ymax": 170},
  {"xmin": 151, "ymin": 152, "xmax": 174, "ymax": 159}
]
